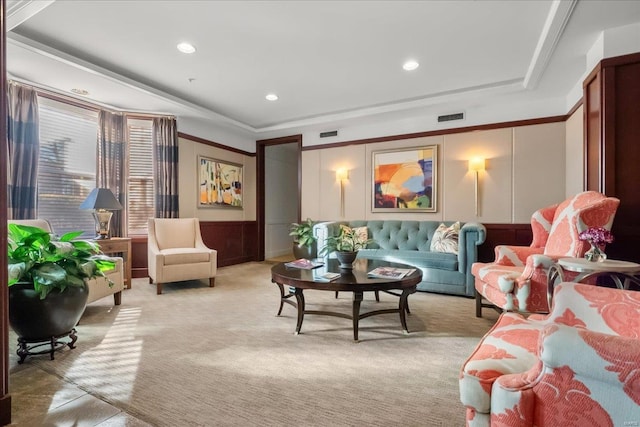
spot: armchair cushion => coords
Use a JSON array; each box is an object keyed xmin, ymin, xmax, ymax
[{"xmin": 162, "ymin": 248, "xmax": 212, "ymax": 265}]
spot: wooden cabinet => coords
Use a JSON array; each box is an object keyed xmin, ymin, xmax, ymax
[{"xmin": 583, "ymin": 52, "xmax": 640, "ymax": 263}]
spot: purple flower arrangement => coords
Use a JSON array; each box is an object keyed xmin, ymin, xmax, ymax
[{"xmin": 579, "ymin": 227, "xmax": 614, "ymax": 248}]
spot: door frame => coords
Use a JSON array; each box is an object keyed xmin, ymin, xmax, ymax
[{"xmin": 256, "ymin": 134, "xmax": 302, "ymax": 261}]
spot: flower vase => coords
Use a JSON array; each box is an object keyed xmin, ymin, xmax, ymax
[{"xmin": 584, "ymin": 244, "xmax": 607, "ymax": 262}]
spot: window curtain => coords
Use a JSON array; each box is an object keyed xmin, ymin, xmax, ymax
[
  {"xmin": 152, "ymin": 117, "xmax": 179, "ymax": 218},
  {"xmin": 7, "ymin": 82, "xmax": 40, "ymax": 220},
  {"xmin": 97, "ymin": 110, "xmax": 126, "ymax": 236}
]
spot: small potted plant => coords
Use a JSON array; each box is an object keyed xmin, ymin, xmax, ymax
[
  {"xmin": 319, "ymin": 225, "xmax": 372, "ymax": 269},
  {"xmin": 578, "ymin": 226, "xmax": 614, "ymax": 262},
  {"xmin": 289, "ymin": 218, "xmax": 318, "ymax": 259},
  {"xmin": 7, "ymin": 223, "xmax": 115, "ymax": 362}
]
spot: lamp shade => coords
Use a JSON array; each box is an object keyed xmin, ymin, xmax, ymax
[{"xmin": 79, "ymin": 188, "xmax": 123, "ymax": 210}]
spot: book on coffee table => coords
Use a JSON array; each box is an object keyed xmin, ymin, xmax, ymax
[
  {"xmin": 367, "ymin": 267, "xmax": 415, "ymax": 280},
  {"xmin": 313, "ymin": 271, "xmax": 341, "ymax": 282},
  {"xmin": 284, "ymin": 258, "xmax": 324, "ymax": 269}
]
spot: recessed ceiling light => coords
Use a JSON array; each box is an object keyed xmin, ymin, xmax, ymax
[
  {"xmin": 265, "ymin": 93, "xmax": 279, "ymax": 101},
  {"xmin": 177, "ymin": 42, "xmax": 196, "ymax": 54},
  {"xmin": 403, "ymin": 60, "xmax": 419, "ymax": 71},
  {"xmin": 71, "ymin": 88, "xmax": 89, "ymax": 95}
]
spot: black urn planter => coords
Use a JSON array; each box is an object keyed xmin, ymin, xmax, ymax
[
  {"xmin": 292, "ymin": 241, "xmax": 317, "ymax": 260},
  {"xmin": 335, "ymin": 251, "xmax": 358, "ymax": 270},
  {"xmin": 9, "ymin": 282, "xmax": 89, "ymax": 363}
]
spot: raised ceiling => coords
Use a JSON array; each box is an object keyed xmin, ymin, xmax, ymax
[{"xmin": 6, "ymin": 0, "xmax": 640, "ymax": 143}]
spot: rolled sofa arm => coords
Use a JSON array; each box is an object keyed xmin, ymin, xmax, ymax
[{"xmin": 458, "ymin": 222, "xmax": 486, "ymax": 275}]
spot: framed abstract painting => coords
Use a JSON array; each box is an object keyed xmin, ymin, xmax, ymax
[
  {"xmin": 198, "ymin": 156, "xmax": 243, "ymax": 208},
  {"xmin": 372, "ymin": 146, "xmax": 437, "ymax": 212}
]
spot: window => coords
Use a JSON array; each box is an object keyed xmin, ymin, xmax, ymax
[
  {"xmin": 37, "ymin": 97, "xmax": 98, "ymax": 237},
  {"xmin": 127, "ymin": 119, "xmax": 154, "ymax": 235}
]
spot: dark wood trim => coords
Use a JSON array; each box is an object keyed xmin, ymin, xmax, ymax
[
  {"xmin": 583, "ymin": 61, "xmax": 603, "ymax": 90},
  {"xmin": 1, "ymin": 0, "xmax": 11, "ymax": 423},
  {"xmin": 256, "ymin": 135, "xmax": 303, "ymax": 262},
  {"xmin": 301, "ymin": 115, "xmax": 567, "ymax": 151},
  {"xmin": 566, "ymin": 98, "xmax": 583, "ymax": 118},
  {"xmin": 582, "ymin": 52, "xmax": 640, "ymax": 263},
  {"xmin": 478, "ymin": 224, "xmax": 533, "ymax": 263},
  {"xmin": 178, "ymin": 132, "xmax": 255, "ymax": 156},
  {"xmin": 600, "ymin": 51, "xmax": 640, "ymax": 69},
  {"xmin": 199, "ymin": 221, "xmax": 259, "ymax": 267},
  {"xmin": 130, "ymin": 235, "xmax": 149, "ymax": 279},
  {"xmin": 602, "ymin": 66, "xmax": 616, "ymax": 196}
]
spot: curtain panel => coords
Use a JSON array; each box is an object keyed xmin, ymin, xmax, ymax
[
  {"xmin": 7, "ymin": 82, "xmax": 40, "ymax": 220},
  {"xmin": 152, "ymin": 117, "xmax": 179, "ymax": 218},
  {"xmin": 97, "ymin": 110, "xmax": 126, "ymax": 236}
]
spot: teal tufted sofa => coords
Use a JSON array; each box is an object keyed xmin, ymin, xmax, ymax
[{"xmin": 314, "ymin": 220, "xmax": 486, "ymax": 297}]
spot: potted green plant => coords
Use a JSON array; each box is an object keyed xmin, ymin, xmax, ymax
[
  {"xmin": 319, "ymin": 225, "xmax": 372, "ymax": 269},
  {"xmin": 7, "ymin": 223, "xmax": 115, "ymax": 362},
  {"xmin": 289, "ymin": 218, "xmax": 318, "ymax": 259}
]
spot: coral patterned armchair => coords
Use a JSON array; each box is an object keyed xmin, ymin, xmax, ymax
[
  {"xmin": 472, "ymin": 191, "xmax": 619, "ymax": 317},
  {"xmin": 459, "ymin": 282, "xmax": 640, "ymax": 427}
]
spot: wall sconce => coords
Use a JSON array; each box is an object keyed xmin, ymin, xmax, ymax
[
  {"xmin": 79, "ymin": 188, "xmax": 123, "ymax": 239},
  {"xmin": 336, "ymin": 168, "xmax": 349, "ymax": 218},
  {"xmin": 468, "ymin": 158, "xmax": 485, "ymax": 217}
]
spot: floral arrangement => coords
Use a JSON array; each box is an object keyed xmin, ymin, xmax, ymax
[{"xmin": 578, "ymin": 227, "xmax": 614, "ymax": 249}]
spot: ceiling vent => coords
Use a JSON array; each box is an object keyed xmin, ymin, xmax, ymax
[
  {"xmin": 320, "ymin": 130, "xmax": 338, "ymax": 138},
  {"xmin": 437, "ymin": 112, "xmax": 464, "ymax": 123}
]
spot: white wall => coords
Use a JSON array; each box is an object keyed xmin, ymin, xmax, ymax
[
  {"xmin": 565, "ymin": 105, "xmax": 584, "ymax": 197},
  {"xmin": 301, "ymin": 121, "xmax": 567, "ymax": 223}
]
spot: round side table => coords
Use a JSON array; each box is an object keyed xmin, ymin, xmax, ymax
[{"xmin": 547, "ymin": 257, "xmax": 640, "ymax": 308}]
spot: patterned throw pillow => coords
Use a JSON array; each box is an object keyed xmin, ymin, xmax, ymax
[{"xmin": 430, "ymin": 222, "xmax": 460, "ymax": 254}]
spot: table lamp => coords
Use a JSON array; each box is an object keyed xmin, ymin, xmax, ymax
[{"xmin": 79, "ymin": 188, "xmax": 123, "ymax": 239}]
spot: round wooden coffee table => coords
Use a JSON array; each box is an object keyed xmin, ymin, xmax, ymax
[{"xmin": 271, "ymin": 258, "xmax": 422, "ymax": 341}]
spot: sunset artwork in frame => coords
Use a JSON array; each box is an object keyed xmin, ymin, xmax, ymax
[
  {"xmin": 198, "ymin": 156, "xmax": 243, "ymax": 208},
  {"xmin": 372, "ymin": 146, "xmax": 437, "ymax": 212}
]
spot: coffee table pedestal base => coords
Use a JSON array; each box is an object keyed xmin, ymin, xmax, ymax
[{"xmin": 275, "ymin": 283, "xmax": 415, "ymax": 341}]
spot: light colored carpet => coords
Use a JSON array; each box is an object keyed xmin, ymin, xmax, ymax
[{"xmin": 9, "ymin": 262, "xmax": 499, "ymax": 426}]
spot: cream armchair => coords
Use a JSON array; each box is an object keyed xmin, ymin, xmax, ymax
[
  {"xmin": 7, "ymin": 219, "xmax": 124, "ymax": 306},
  {"xmin": 147, "ymin": 218, "xmax": 217, "ymax": 295}
]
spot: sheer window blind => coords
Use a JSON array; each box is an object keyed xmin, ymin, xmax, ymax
[
  {"xmin": 127, "ymin": 119, "xmax": 154, "ymax": 235},
  {"xmin": 37, "ymin": 97, "xmax": 98, "ymax": 237}
]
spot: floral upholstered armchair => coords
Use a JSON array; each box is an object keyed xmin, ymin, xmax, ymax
[
  {"xmin": 472, "ymin": 191, "xmax": 619, "ymax": 317},
  {"xmin": 459, "ymin": 282, "xmax": 640, "ymax": 426}
]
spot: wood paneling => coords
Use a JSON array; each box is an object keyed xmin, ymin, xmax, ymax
[
  {"xmin": 478, "ymin": 224, "xmax": 533, "ymax": 263},
  {"xmin": 583, "ymin": 52, "xmax": 640, "ymax": 263},
  {"xmin": 131, "ymin": 221, "xmax": 260, "ymax": 276},
  {"xmin": 130, "ymin": 235, "xmax": 148, "ymax": 278}
]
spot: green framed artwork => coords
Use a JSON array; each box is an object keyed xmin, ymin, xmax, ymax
[
  {"xmin": 372, "ymin": 145, "xmax": 437, "ymax": 212},
  {"xmin": 198, "ymin": 156, "xmax": 243, "ymax": 208}
]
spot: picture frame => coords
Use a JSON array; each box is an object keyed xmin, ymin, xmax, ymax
[
  {"xmin": 372, "ymin": 145, "xmax": 437, "ymax": 212},
  {"xmin": 198, "ymin": 155, "xmax": 243, "ymax": 209}
]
